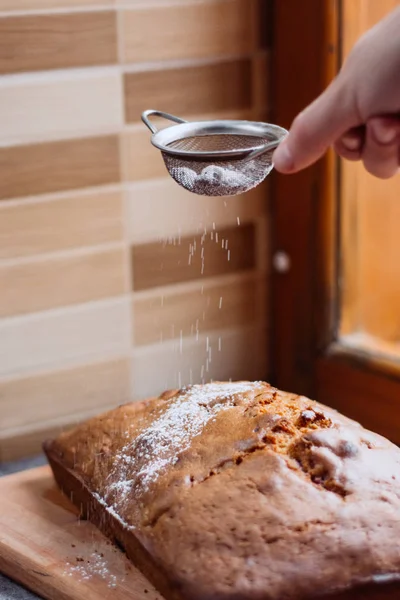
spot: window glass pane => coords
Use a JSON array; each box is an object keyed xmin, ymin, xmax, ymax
[
  {"xmin": 339, "ymin": 0, "xmax": 400, "ymax": 360},
  {"xmin": 340, "ymin": 164, "xmax": 400, "ymax": 358}
]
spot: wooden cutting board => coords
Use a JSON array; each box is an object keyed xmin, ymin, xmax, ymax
[{"xmin": 0, "ymin": 466, "xmax": 163, "ymax": 600}]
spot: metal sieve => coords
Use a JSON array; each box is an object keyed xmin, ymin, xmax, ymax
[{"xmin": 142, "ymin": 110, "xmax": 288, "ymax": 197}]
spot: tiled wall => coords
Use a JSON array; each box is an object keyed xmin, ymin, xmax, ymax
[{"xmin": 0, "ymin": 0, "xmax": 271, "ymax": 461}]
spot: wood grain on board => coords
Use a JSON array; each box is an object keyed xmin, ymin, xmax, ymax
[{"xmin": 0, "ymin": 467, "xmax": 160, "ymax": 600}]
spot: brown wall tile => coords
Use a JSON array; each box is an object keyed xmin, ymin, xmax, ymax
[
  {"xmin": 0, "ymin": 247, "xmax": 127, "ymax": 317},
  {"xmin": 0, "ymin": 0, "xmax": 270, "ymax": 463},
  {"xmin": 134, "ymin": 277, "xmax": 258, "ymax": 346},
  {"xmin": 0, "ymin": 191, "xmax": 123, "ymax": 260},
  {"xmin": 132, "ymin": 223, "xmax": 256, "ymax": 291},
  {"xmin": 124, "ymin": 59, "xmax": 252, "ymax": 123},
  {"xmin": 121, "ymin": 128, "xmax": 167, "ymax": 182},
  {"xmin": 121, "ymin": 0, "xmax": 257, "ymax": 64},
  {"xmin": 0, "ymin": 358, "xmax": 131, "ymax": 432},
  {"xmin": 0, "ymin": 136, "xmax": 120, "ymax": 201},
  {"xmin": 0, "ymin": 12, "xmax": 117, "ymax": 75}
]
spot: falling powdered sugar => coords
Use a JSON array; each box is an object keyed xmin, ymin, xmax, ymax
[{"xmin": 105, "ymin": 382, "xmax": 261, "ymax": 503}]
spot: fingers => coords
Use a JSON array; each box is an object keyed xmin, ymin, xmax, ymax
[
  {"xmin": 362, "ymin": 116, "xmax": 400, "ymax": 179},
  {"xmin": 273, "ymin": 78, "xmax": 357, "ymax": 173},
  {"xmin": 334, "ymin": 126, "xmax": 365, "ymax": 161},
  {"xmin": 276, "ymin": 113, "xmax": 400, "ymax": 179}
]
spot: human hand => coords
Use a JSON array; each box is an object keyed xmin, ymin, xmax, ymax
[{"xmin": 273, "ymin": 6, "xmax": 400, "ymax": 179}]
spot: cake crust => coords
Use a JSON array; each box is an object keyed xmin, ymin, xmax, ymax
[{"xmin": 43, "ymin": 381, "xmax": 400, "ymax": 600}]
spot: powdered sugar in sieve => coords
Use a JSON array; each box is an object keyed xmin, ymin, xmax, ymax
[
  {"xmin": 142, "ymin": 110, "xmax": 288, "ymax": 197},
  {"xmin": 170, "ymin": 165, "xmax": 254, "ymax": 195}
]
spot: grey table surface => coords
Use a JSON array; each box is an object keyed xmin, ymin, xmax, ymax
[{"xmin": 0, "ymin": 456, "xmax": 47, "ymax": 600}]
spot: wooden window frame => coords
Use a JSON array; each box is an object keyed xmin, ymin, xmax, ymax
[{"xmin": 270, "ymin": 0, "xmax": 400, "ymax": 443}]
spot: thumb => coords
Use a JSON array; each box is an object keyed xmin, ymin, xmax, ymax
[{"xmin": 273, "ymin": 78, "xmax": 358, "ymax": 173}]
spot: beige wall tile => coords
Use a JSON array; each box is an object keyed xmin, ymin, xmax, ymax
[
  {"xmin": 132, "ymin": 325, "xmax": 269, "ymax": 400},
  {"xmin": 132, "ymin": 223, "xmax": 256, "ymax": 291},
  {"xmin": 0, "ymin": 297, "xmax": 131, "ymax": 377},
  {"xmin": 124, "ymin": 59, "xmax": 252, "ymax": 123},
  {"xmin": 0, "ymin": 190, "xmax": 123, "ymax": 260},
  {"xmin": 125, "ymin": 177, "xmax": 267, "ymax": 243},
  {"xmin": 133, "ymin": 276, "xmax": 259, "ymax": 346},
  {"xmin": 0, "ymin": 71, "xmax": 123, "ymax": 146},
  {"xmin": 0, "ymin": 358, "xmax": 130, "ymax": 432},
  {"xmin": 121, "ymin": 0, "xmax": 257, "ymax": 64},
  {"xmin": 0, "ymin": 12, "xmax": 117, "ymax": 74},
  {"xmin": 0, "ymin": 0, "xmax": 112, "ymax": 10},
  {"xmin": 0, "ymin": 0, "xmax": 271, "ymax": 462},
  {"xmin": 0, "ymin": 135, "xmax": 120, "ymax": 201},
  {"xmin": 0, "ymin": 247, "xmax": 128, "ymax": 318}
]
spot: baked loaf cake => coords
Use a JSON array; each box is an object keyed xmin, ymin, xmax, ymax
[{"xmin": 44, "ymin": 381, "xmax": 400, "ymax": 600}]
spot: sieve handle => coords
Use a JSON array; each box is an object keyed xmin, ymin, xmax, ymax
[
  {"xmin": 141, "ymin": 110, "xmax": 187, "ymax": 134},
  {"xmin": 244, "ymin": 138, "xmax": 283, "ymax": 162}
]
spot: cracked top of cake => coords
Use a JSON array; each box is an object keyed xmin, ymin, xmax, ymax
[{"xmin": 46, "ymin": 381, "xmax": 400, "ymax": 600}]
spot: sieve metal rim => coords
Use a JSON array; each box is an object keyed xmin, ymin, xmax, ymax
[{"xmin": 142, "ymin": 110, "xmax": 288, "ymax": 161}]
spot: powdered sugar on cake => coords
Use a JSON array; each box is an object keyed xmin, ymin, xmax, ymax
[
  {"xmin": 93, "ymin": 492, "xmax": 135, "ymax": 530},
  {"xmin": 104, "ymin": 382, "xmax": 261, "ymax": 508}
]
